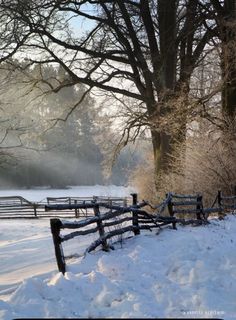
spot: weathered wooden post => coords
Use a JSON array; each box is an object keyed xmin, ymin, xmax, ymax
[
  {"xmin": 108, "ymin": 198, "xmax": 112, "ymax": 213},
  {"xmin": 50, "ymin": 219, "xmax": 66, "ymax": 274},
  {"xmin": 74, "ymin": 200, "xmax": 78, "ymax": 218},
  {"xmin": 33, "ymin": 203, "xmax": 37, "ymax": 217},
  {"xmin": 131, "ymin": 193, "xmax": 138, "ymax": 206},
  {"xmin": 167, "ymin": 193, "xmax": 173, "ymax": 216},
  {"xmin": 196, "ymin": 194, "xmax": 203, "ymax": 220},
  {"xmin": 167, "ymin": 193, "xmax": 176, "ymax": 230},
  {"xmin": 94, "ymin": 205, "xmax": 110, "ymax": 251},
  {"xmin": 233, "ymin": 186, "xmax": 236, "ymax": 210},
  {"xmin": 217, "ymin": 190, "xmax": 223, "ymax": 219},
  {"xmin": 131, "ymin": 193, "xmax": 140, "ymax": 235}
]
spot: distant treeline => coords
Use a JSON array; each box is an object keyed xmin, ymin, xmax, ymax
[{"xmin": 0, "ymin": 63, "xmax": 145, "ymax": 188}]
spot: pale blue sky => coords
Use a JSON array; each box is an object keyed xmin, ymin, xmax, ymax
[{"xmin": 67, "ymin": 3, "xmax": 97, "ymax": 35}]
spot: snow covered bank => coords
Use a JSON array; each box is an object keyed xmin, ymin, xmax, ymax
[{"xmin": 1, "ymin": 215, "xmax": 236, "ymax": 319}]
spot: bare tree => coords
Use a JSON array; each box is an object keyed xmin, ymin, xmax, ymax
[
  {"xmin": 0, "ymin": 0, "xmax": 214, "ymax": 186},
  {"xmin": 201, "ymin": 0, "xmax": 236, "ymax": 120}
]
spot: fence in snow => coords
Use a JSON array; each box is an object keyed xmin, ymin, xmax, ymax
[
  {"xmin": 49, "ymin": 190, "xmax": 236, "ymax": 273},
  {"xmin": 0, "ymin": 195, "xmax": 130, "ymax": 218},
  {"xmin": 0, "ymin": 190, "xmax": 235, "ymax": 273}
]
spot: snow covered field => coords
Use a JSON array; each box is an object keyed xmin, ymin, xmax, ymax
[
  {"xmin": 0, "ymin": 187, "xmax": 236, "ymax": 319},
  {"xmin": 0, "ymin": 185, "xmax": 135, "ymax": 202},
  {"xmin": 0, "ymin": 186, "xmax": 134, "ymax": 299}
]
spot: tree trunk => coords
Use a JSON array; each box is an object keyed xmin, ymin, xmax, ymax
[
  {"xmin": 149, "ymin": 0, "xmax": 177, "ymax": 183},
  {"xmin": 220, "ymin": 0, "xmax": 236, "ymax": 118},
  {"xmin": 151, "ymin": 130, "xmax": 171, "ymax": 176}
]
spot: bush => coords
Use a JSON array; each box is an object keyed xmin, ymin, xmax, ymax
[{"xmin": 130, "ymin": 128, "xmax": 236, "ymax": 208}]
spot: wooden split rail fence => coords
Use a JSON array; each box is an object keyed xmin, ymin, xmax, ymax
[
  {"xmin": 0, "ymin": 189, "xmax": 235, "ymax": 273},
  {"xmin": 0, "ymin": 195, "xmax": 130, "ymax": 218},
  {"xmin": 50, "ymin": 194, "xmax": 173, "ymax": 273},
  {"xmin": 49, "ymin": 190, "xmax": 236, "ymax": 273},
  {"xmin": 0, "ymin": 196, "xmax": 39, "ymax": 218}
]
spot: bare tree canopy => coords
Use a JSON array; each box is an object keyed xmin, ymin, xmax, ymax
[{"xmin": 0, "ymin": 0, "xmax": 226, "ymax": 185}]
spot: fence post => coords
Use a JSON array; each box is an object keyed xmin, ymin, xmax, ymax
[
  {"xmin": 94, "ymin": 205, "xmax": 110, "ymax": 251},
  {"xmin": 132, "ymin": 210, "xmax": 140, "ymax": 235},
  {"xmin": 50, "ymin": 219, "xmax": 66, "ymax": 274},
  {"xmin": 166, "ymin": 193, "xmax": 176, "ymax": 230},
  {"xmin": 74, "ymin": 200, "xmax": 78, "ymax": 218},
  {"xmin": 217, "ymin": 190, "xmax": 223, "ymax": 219},
  {"xmin": 196, "ymin": 195, "xmax": 202, "ymax": 220},
  {"xmin": 234, "ymin": 186, "xmax": 236, "ymax": 210},
  {"xmin": 131, "ymin": 193, "xmax": 140, "ymax": 235},
  {"xmin": 167, "ymin": 193, "xmax": 173, "ymax": 216},
  {"xmin": 33, "ymin": 203, "xmax": 37, "ymax": 217},
  {"xmin": 108, "ymin": 198, "xmax": 112, "ymax": 213},
  {"xmin": 131, "ymin": 193, "xmax": 138, "ymax": 206}
]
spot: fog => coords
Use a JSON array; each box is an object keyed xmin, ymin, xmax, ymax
[
  {"xmin": 0, "ymin": 143, "xmax": 144, "ymax": 189},
  {"xmin": 0, "ymin": 62, "xmax": 148, "ymax": 189}
]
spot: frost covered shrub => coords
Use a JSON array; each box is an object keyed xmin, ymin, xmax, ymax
[
  {"xmin": 179, "ymin": 133, "xmax": 236, "ymax": 205},
  {"xmin": 129, "ymin": 151, "xmax": 158, "ymax": 205},
  {"xmin": 130, "ymin": 129, "xmax": 236, "ymax": 207}
]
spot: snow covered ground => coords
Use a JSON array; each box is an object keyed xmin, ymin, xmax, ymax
[
  {"xmin": 0, "ymin": 185, "xmax": 135, "ymax": 202},
  {"xmin": 0, "ymin": 187, "xmax": 236, "ymax": 319},
  {"xmin": 0, "ymin": 186, "xmax": 134, "ymax": 299}
]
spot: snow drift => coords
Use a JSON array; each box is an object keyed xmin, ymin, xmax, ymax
[{"xmin": 1, "ymin": 214, "xmax": 236, "ymax": 319}]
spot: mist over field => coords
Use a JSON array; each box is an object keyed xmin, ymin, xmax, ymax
[{"xmin": 0, "ymin": 65, "xmax": 147, "ymax": 190}]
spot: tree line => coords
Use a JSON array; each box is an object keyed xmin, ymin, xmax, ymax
[{"xmin": 0, "ymin": 62, "xmax": 142, "ymax": 188}]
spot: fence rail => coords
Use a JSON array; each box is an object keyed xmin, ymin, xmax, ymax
[
  {"xmin": 49, "ymin": 189, "xmax": 236, "ymax": 273},
  {"xmin": 0, "ymin": 195, "xmax": 131, "ymax": 218},
  {"xmin": 1, "ymin": 189, "xmax": 236, "ymax": 272},
  {"xmin": 50, "ymin": 197, "xmax": 172, "ymax": 273},
  {"xmin": 0, "ymin": 189, "xmax": 236, "ymax": 220}
]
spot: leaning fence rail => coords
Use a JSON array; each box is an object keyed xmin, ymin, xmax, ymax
[
  {"xmin": 49, "ymin": 197, "xmax": 174, "ymax": 273},
  {"xmin": 49, "ymin": 188, "xmax": 236, "ymax": 273},
  {"xmin": 2, "ymin": 188, "xmax": 236, "ymax": 272},
  {"xmin": 0, "ymin": 196, "xmax": 39, "ymax": 218}
]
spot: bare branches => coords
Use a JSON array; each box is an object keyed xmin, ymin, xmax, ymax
[
  {"xmin": 0, "ymin": 0, "xmax": 212, "ymax": 108},
  {"xmin": 0, "ymin": 0, "xmax": 229, "ymax": 182},
  {"xmin": 50, "ymin": 86, "xmax": 92, "ymax": 124}
]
